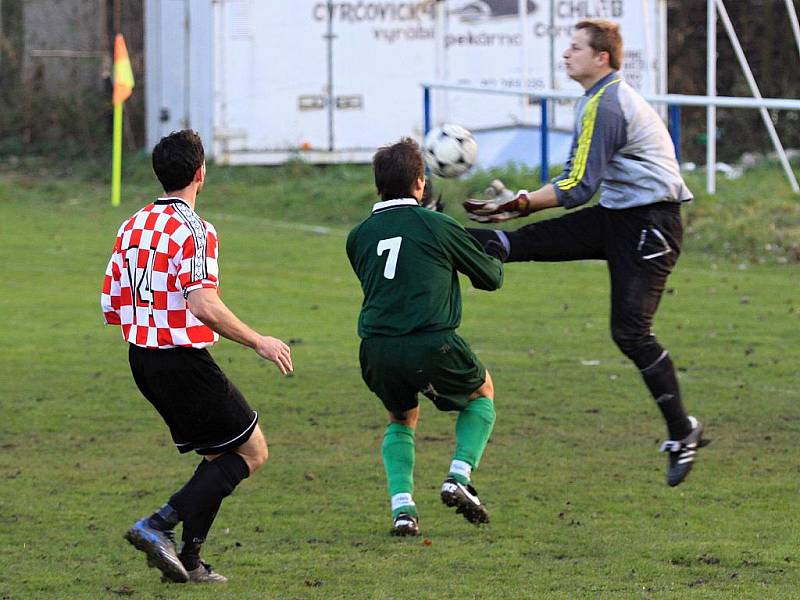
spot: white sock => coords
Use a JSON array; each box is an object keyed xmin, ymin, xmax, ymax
[
  {"xmin": 449, "ymin": 459, "xmax": 472, "ymax": 482},
  {"xmin": 391, "ymin": 493, "xmax": 415, "ymax": 512}
]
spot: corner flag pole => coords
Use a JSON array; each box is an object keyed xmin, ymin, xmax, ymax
[
  {"xmin": 111, "ymin": 33, "xmax": 135, "ymax": 207},
  {"xmin": 111, "ymin": 102, "xmax": 124, "ymax": 207}
]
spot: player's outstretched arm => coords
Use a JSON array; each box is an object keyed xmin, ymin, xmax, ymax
[
  {"xmin": 439, "ymin": 219, "xmax": 504, "ymax": 291},
  {"xmin": 187, "ymin": 287, "xmax": 293, "ymax": 375},
  {"xmin": 463, "ymin": 180, "xmax": 560, "ymax": 222}
]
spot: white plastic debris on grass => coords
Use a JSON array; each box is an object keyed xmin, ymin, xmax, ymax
[
  {"xmin": 681, "ymin": 161, "xmax": 742, "ymax": 179},
  {"xmin": 715, "ymin": 162, "xmax": 743, "ymax": 179}
]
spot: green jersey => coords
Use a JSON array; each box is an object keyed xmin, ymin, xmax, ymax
[{"xmin": 346, "ymin": 198, "xmax": 503, "ymax": 338}]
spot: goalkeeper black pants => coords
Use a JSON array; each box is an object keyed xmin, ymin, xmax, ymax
[{"xmin": 503, "ymin": 202, "xmax": 683, "ymax": 372}]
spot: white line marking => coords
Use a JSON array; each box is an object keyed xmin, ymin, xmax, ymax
[{"xmin": 205, "ymin": 212, "xmax": 346, "ymax": 236}]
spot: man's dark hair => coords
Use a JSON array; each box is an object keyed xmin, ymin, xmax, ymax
[
  {"xmin": 576, "ymin": 19, "xmax": 623, "ymax": 70},
  {"xmin": 152, "ymin": 130, "xmax": 205, "ymax": 193},
  {"xmin": 373, "ymin": 137, "xmax": 425, "ymax": 201}
]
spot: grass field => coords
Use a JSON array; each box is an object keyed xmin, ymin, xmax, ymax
[{"xmin": 0, "ymin": 160, "xmax": 798, "ymax": 599}]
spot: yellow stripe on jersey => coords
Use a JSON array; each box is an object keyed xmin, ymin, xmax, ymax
[{"xmin": 556, "ymin": 79, "xmax": 622, "ymax": 192}]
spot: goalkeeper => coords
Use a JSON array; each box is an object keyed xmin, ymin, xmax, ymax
[
  {"xmin": 464, "ymin": 19, "xmax": 707, "ymax": 487},
  {"xmin": 346, "ymin": 137, "xmax": 504, "ymax": 536}
]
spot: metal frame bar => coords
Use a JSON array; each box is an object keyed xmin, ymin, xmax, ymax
[
  {"xmin": 658, "ymin": 0, "xmax": 668, "ymax": 96},
  {"xmin": 183, "ymin": 0, "xmax": 191, "ymax": 130},
  {"xmin": 540, "ymin": 98, "xmax": 549, "ymax": 184},
  {"xmin": 519, "ymin": 0, "xmax": 529, "ymax": 124},
  {"xmin": 785, "ymin": 0, "xmax": 800, "ymax": 59},
  {"xmin": 422, "ymin": 81, "xmax": 800, "ymax": 110},
  {"xmin": 707, "ymin": 0, "xmax": 717, "ymax": 194},
  {"xmin": 715, "ymin": 0, "xmax": 799, "ymax": 193},
  {"xmin": 325, "ymin": 0, "xmax": 335, "ymax": 152}
]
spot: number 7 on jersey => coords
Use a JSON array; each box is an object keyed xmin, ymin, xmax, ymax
[{"xmin": 377, "ymin": 236, "xmax": 403, "ymax": 279}]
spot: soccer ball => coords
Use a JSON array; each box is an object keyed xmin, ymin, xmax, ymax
[{"xmin": 423, "ymin": 124, "xmax": 478, "ymax": 178}]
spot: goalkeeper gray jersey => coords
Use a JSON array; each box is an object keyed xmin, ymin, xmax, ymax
[
  {"xmin": 552, "ymin": 71, "xmax": 693, "ymax": 210},
  {"xmin": 346, "ymin": 198, "xmax": 503, "ymax": 338}
]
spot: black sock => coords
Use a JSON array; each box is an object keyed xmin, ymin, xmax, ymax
[
  {"xmin": 168, "ymin": 453, "xmax": 250, "ymax": 522},
  {"xmin": 147, "ymin": 503, "xmax": 180, "ymax": 531},
  {"xmin": 641, "ymin": 353, "xmax": 691, "ymax": 439},
  {"xmin": 179, "ymin": 501, "xmax": 222, "ymax": 571}
]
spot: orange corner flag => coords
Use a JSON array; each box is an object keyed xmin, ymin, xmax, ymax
[{"xmin": 113, "ymin": 33, "xmax": 135, "ymax": 105}]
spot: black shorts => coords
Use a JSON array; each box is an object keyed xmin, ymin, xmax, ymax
[
  {"xmin": 128, "ymin": 344, "xmax": 258, "ymax": 455},
  {"xmin": 359, "ymin": 330, "xmax": 486, "ymax": 416}
]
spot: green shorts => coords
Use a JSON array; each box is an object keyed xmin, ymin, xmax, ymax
[{"xmin": 359, "ymin": 330, "xmax": 486, "ymax": 416}]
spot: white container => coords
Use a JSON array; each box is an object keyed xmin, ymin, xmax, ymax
[{"xmin": 145, "ymin": 0, "xmax": 663, "ymax": 165}]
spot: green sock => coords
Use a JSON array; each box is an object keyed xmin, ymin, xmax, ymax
[
  {"xmin": 450, "ymin": 397, "xmax": 496, "ymax": 484},
  {"xmin": 382, "ymin": 423, "xmax": 417, "ymax": 518}
]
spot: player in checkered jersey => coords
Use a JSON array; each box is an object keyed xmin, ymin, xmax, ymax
[{"xmin": 101, "ymin": 130, "xmax": 293, "ymax": 584}]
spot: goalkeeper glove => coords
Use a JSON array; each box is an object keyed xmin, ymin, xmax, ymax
[
  {"xmin": 484, "ymin": 239, "xmax": 509, "ymax": 262},
  {"xmin": 421, "ymin": 177, "xmax": 445, "ymax": 212},
  {"xmin": 463, "ymin": 179, "xmax": 531, "ymax": 222}
]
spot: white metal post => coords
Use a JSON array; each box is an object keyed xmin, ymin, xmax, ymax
[
  {"xmin": 641, "ymin": 0, "xmax": 653, "ymax": 93},
  {"xmin": 144, "ymin": 0, "xmax": 161, "ymax": 150},
  {"xmin": 433, "ymin": 1, "xmax": 444, "ymax": 82},
  {"xmin": 716, "ymin": 0, "xmax": 799, "ymax": 193},
  {"xmin": 217, "ymin": 0, "xmax": 227, "ymax": 133},
  {"xmin": 183, "ymin": 0, "xmax": 191, "ymax": 129},
  {"xmin": 658, "ymin": 0, "xmax": 668, "ymax": 96},
  {"xmin": 784, "ymin": 0, "xmax": 800, "ymax": 60},
  {"xmin": 519, "ymin": 0, "xmax": 529, "ymax": 123},
  {"xmin": 433, "ymin": 0, "xmax": 443, "ymax": 129},
  {"xmin": 440, "ymin": 0, "xmax": 450, "ymax": 123},
  {"xmin": 549, "ymin": 0, "xmax": 556, "ymax": 95},
  {"xmin": 325, "ymin": 0, "xmax": 335, "ymax": 152},
  {"xmin": 640, "ymin": 0, "xmax": 662, "ymax": 119},
  {"xmin": 707, "ymin": 0, "xmax": 717, "ymax": 194},
  {"xmin": 657, "ymin": 0, "xmax": 668, "ymax": 121}
]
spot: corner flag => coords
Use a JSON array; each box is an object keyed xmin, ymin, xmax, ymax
[
  {"xmin": 113, "ymin": 34, "xmax": 135, "ymax": 105},
  {"xmin": 111, "ymin": 33, "xmax": 135, "ymax": 207}
]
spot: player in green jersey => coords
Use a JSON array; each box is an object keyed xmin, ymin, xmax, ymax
[{"xmin": 346, "ymin": 138, "xmax": 506, "ymax": 536}]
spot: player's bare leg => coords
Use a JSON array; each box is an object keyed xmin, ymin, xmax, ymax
[
  {"xmin": 469, "ymin": 370, "xmax": 494, "ymax": 402},
  {"xmin": 207, "ymin": 424, "xmax": 269, "ymax": 475}
]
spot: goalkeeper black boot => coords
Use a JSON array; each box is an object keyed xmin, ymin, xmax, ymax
[
  {"xmin": 391, "ymin": 513, "xmax": 420, "ymax": 537},
  {"xmin": 660, "ymin": 416, "xmax": 710, "ymax": 487},
  {"xmin": 440, "ymin": 478, "xmax": 489, "ymax": 525}
]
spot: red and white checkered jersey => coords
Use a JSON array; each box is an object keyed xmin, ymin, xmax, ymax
[{"xmin": 101, "ymin": 197, "xmax": 220, "ymax": 349}]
